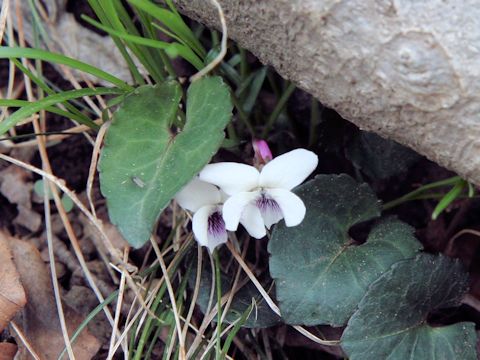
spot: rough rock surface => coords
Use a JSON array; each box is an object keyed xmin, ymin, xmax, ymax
[{"xmin": 173, "ymin": 0, "xmax": 480, "ymax": 185}]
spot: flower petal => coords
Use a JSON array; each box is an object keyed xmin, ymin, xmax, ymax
[
  {"xmin": 222, "ymin": 191, "xmax": 259, "ymax": 231},
  {"xmin": 175, "ymin": 178, "xmax": 221, "ymax": 212},
  {"xmin": 267, "ymin": 188, "xmax": 306, "ymax": 227},
  {"xmin": 253, "ymin": 139, "xmax": 273, "ymax": 163},
  {"xmin": 199, "ymin": 163, "xmax": 260, "ymax": 195},
  {"xmin": 192, "ymin": 205, "xmax": 228, "ymax": 252},
  {"xmin": 255, "ymin": 192, "xmax": 283, "ymax": 229},
  {"xmin": 259, "ymin": 149, "xmax": 318, "ymax": 190},
  {"xmin": 240, "ymin": 204, "xmax": 267, "ymax": 239}
]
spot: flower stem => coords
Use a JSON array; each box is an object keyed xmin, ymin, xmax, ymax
[
  {"xmin": 213, "ymin": 250, "xmax": 223, "ymax": 360},
  {"xmin": 261, "ymin": 82, "xmax": 296, "ymax": 138},
  {"xmin": 382, "ymin": 176, "xmax": 462, "ymax": 210}
]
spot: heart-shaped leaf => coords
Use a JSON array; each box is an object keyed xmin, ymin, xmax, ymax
[
  {"xmin": 99, "ymin": 77, "xmax": 232, "ymax": 247},
  {"xmin": 268, "ymin": 174, "xmax": 422, "ymax": 326},
  {"xmin": 341, "ymin": 254, "xmax": 477, "ymax": 360},
  {"xmin": 346, "ymin": 131, "xmax": 421, "ymax": 180}
]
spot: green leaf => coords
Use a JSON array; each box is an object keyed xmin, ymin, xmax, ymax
[
  {"xmin": 33, "ymin": 180, "xmax": 74, "ymax": 212},
  {"xmin": 0, "ymin": 99, "xmax": 97, "ymax": 129},
  {"xmin": 346, "ymin": 131, "xmax": 421, "ymax": 180},
  {"xmin": 0, "ymin": 87, "xmax": 122, "ymax": 135},
  {"xmin": 268, "ymin": 174, "xmax": 422, "ymax": 326},
  {"xmin": 190, "ymin": 252, "xmax": 281, "ymax": 328},
  {"xmin": 0, "ymin": 47, "xmax": 133, "ymax": 91},
  {"xmin": 431, "ymin": 179, "xmax": 467, "ymax": 220},
  {"xmin": 127, "ymin": 0, "xmax": 205, "ymax": 58},
  {"xmin": 81, "ymin": 16, "xmax": 204, "ymax": 70},
  {"xmin": 99, "ymin": 77, "xmax": 232, "ymax": 248},
  {"xmin": 341, "ymin": 254, "xmax": 477, "ymax": 360}
]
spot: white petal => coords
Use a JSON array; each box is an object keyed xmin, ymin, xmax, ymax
[
  {"xmin": 192, "ymin": 205, "xmax": 228, "ymax": 253},
  {"xmin": 267, "ymin": 188, "xmax": 306, "ymax": 227},
  {"xmin": 259, "ymin": 149, "xmax": 318, "ymax": 190},
  {"xmin": 222, "ymin": 191, "xmax": 259, "ymax": 231},
  {"xmin": 175, "ymin": 178, "xmax": 221, "ymax": 212},
  {"xmin": 254, "ymin": 192, "xmax": 284, "ymax": 229},
  {"xmin": 199, "ymin": 163, "xmax": 260, "ymax": 195},
  {"xmin": 240, "ymin": 204, "xmax": 267, "ymax": 239}
]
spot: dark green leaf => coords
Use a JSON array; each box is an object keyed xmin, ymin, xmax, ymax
[
  {"xmin": 341, "ymin": 254, "xmax": 477, "ymax": 360},
  {"xmin": 346, "ymin": 131, "xmax": 421, "ymax": 179},
  {"xmin": 99, "ymin": 77, "xmax": 232, "ymax": 247},
  {"xmin": 269, "ymin": 174, "xmax": 422, "ymax": 326}
]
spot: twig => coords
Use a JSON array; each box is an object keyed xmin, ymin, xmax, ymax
[
  {"xmin": 446, "ymin": 228, "xmax": 480, "ymax": 255},
  {"xmin": 107, "ymin": 248, "xmax": 130, "ymax": 360},
  {"xmin": 150, "ymin": 236, "xmax": 186, "ymax": 359},
  {"xmin": 15, "ymin": 7, "xmax": 75, "ymax": 356},
  {"xmin": 10, "ymin": 321, "xmax": 41, "ymax": 360},
  {"xmin": 226, "ymin": 241, "xmax": 339, "ymax": 346},
  {"xmin": 87, "ymin": 120, "xmax": 110, "ymax": 217},
  {"xmin": 181, "ymin": 244, "xmax": 203, "ymax": 347},
  {"xmin": 0, "ymin": 0, "xmax": 9, "ymax": 43},
  {"xmin": 186, "ymin": 249, "xmax": 218, "ymax": 358},
  {"xmin": 43, "ymin": 177, "xmax": 76, "ymax": 360},
  {"xmin": 190, "ymin": 0, "xmax": 227, "ymax": 82}
]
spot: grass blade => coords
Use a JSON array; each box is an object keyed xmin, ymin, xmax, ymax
[
  {"xmin": 0, "ymin": 47, "xmax": 133, "ymax": 91},
  {"xmin": 81, "ymin": 16, "xmax": 204, "ymax": 70},
  {"xmin": 432, "ymin": 179, "xmax": 467, "ymax": 220},
  {"xmin": 0, "ymin": 87, "xmax": 124, "ymax": 135},
  {"xmin": 127, "ymin": 0, "xmax": 205, "ymax": 58},
  {"xmin": 0, "ymin": 99, "xmax": 98, "ymax": 128}
]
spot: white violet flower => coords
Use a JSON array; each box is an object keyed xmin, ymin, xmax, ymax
[
  {"xmin": 199, "ymin": 149, "xmax": 318, "ymax": 239},
  {"xmin": 175, "ymin": 178, "xmax": 227, "ymax": 253}
]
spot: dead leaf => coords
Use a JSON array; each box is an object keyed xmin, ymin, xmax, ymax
[
  {"xmin": 5, "ymin": 233, "xmax": 101, "ymax": 359},
  {"xmin": 80, "ymin": 212, "xmax": 128, "ymax": 251},
  {"xmin": 14, "ymin": 205, "xmax": 42, "ymax": 232},
  {"xmin": 0, "ymin": 342, "xmax": 18, "ymax": 360},
  {"xmin": 0, "ymin": 166, "xmax": 41, "ymax": 232},
  {"xmin": 0, "ymin": 234, "xmax": 26, "ymax": 332},
  {"xmin": 0, "ymin": 167, "xmax": 32, "ymax": 206}
]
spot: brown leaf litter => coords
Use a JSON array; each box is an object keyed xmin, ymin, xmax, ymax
[
  {"xmin": 0, "ymin": 231, "xmax": 101, "ymax": 359},
  {"xmin": 0, "ymin": 232, "xmax": 26, "ymax": 333}
]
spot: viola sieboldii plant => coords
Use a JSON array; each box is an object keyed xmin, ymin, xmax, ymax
[{"xmin": 175, "ymin": 140, "xmax": 318, "ymax": 252}]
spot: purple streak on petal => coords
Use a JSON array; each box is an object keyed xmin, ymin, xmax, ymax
[
  {"xmin": 256, "ymin": 192, "xmax": 280, "ymax": 214},
  {"xmin": 208, "ymin": 210, "xmax": 226, "ymax": 238},
  {"xmin": 255, "ymin": 191, "xmax": 283, "ymax": 229}
]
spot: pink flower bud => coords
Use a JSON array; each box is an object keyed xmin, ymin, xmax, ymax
[{"xmin": 253, "ymin": 139, "xmax": 273, "ymax": 164}]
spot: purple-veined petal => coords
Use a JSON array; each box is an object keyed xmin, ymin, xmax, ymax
[
  {"xmin": 199, "ymin": 162, "xmax": 260, "ymax": 195},
  {"xmin": 259, "ymin": 149, "xmax": 318, "ymax": 190},
  {"xmin": 175, "ymin": 178, "xmax": 221, "ymax": 212},
  {"xmin": 222, "ymin": 191, "xmax": 259, "ymax": 231},
  {"xmin": 267, "ymin": 188, "xmax": 306, "ymax": 227},
  {"xmin": 240, "ymin": 204, "xmax": 267, "ymax": 239},
  {"xmin": 192, "ymin": 205, "xmax": 228, "ymax": 253},
  {"xmin": 255, "ymin": 192, "xmax": 283, "ymax": 229}
]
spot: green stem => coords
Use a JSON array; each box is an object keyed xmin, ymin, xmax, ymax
[
  {"xmin": 213, "ymin": 250, "xmax": 223, "ymax": 360},
  {"xmin": 261, "ymin": 82, "xmax": 296, "ymax": 138},
  {"xmin": 308, "ymin": 98, "xmax": 321, "ymax": 147},
  {"xmin": 382, "ymin": 176, "xmax": 462, "ymax": 210},
  {"xmin": 227, "ymin": 123, "xmax": 239, "ymax": 144},
  {"xmin": 231, "ymin": 92, "xmax": 255, "ymax": 137},
  {"xmin": 239, "ymin": 47, "xmax": 248, "ymax": 81}
]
